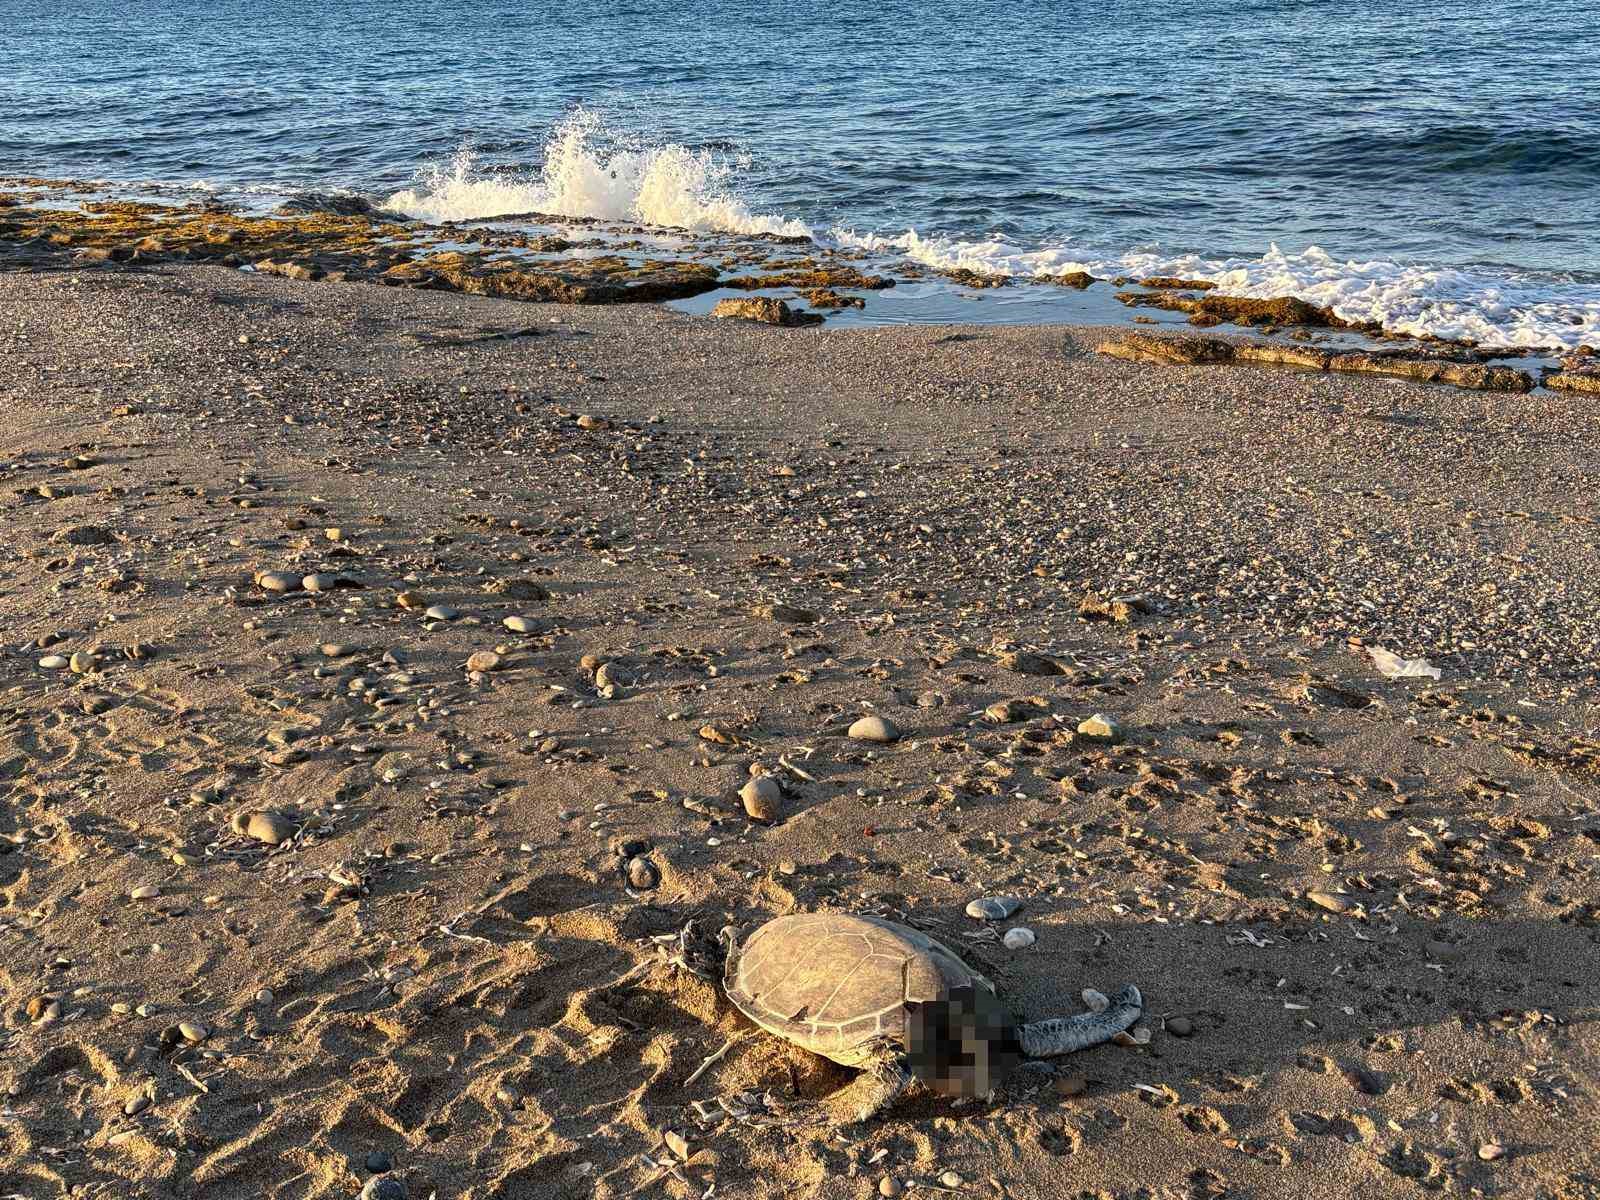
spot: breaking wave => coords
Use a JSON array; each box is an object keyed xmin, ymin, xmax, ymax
[
  {"xmin": 386, "ymin": 110, "xmax": 1600, "ymax": 351},
  {"xmin": 385, "ymin": 108, "xmax": 811, "ymax": 238}
]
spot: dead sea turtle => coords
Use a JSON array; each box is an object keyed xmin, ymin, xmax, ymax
[{"xmin": 716, "ymin": 912, "xmax": 1142, "ymax": 1121}]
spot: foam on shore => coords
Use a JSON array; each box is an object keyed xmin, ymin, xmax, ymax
[{"xmin": 836, "ymin": 230, "xmax": 1600, "ymax": 351}]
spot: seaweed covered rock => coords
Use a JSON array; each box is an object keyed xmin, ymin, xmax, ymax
[
  {"xmin": 400, "ymin": 251, "xmax": 722, "ymax": 304},
  {"xmin": 1137, "ymin": 276, "xmax": 1217, "ymax": 290},
  {"xmin": 1117, "ymin": 288, "xmax": 1346, "ymax": 329},
  {"xmin": 940, "ymin": 267, "xmax": 1008, "ymax": 288},
  {"xmin": 724, "ymin": 266, "xmax": 894, "ymax": 291},
  {"xmin": 1546, "ymin": 365, "xmax": 1600, "ymax": 394},
  {"xmin": 802, "ymin": 288, "xmax": 866, "ymax": 309},
  {"xmin": 1193, "ymin": 294, "xmax": 1340, "ymax": 327},
  {"xmin": 710, "ymin": 296, "xmax": 823, "ymax": 326},
  {"xmin": 1039, "ymin": 270, "xmax": 1098, "ymax": 289}
]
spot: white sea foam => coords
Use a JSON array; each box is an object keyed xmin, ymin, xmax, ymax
[
  {"xmin": 385, "ymin": 110, "xmax": 1599, "ymax": 351},
  {"xmin": 386, "ymin": 108, "xmax": 811, "ymax": 238},
  {"xmin": 835, "ymin": 229, "xmax": 1600, "ymax": 350}
]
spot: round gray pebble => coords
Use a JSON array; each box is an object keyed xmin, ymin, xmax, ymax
[{"xmin": 966, "ymin": 896, "xmax": 1023, "ymax": 921}]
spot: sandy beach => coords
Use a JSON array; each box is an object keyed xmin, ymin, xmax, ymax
[{"xmin": 2, "ymin": 259, "xmax": 1597, "ymax": 1200}]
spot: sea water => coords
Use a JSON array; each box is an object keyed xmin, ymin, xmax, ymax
[{"xmin": 4, "ymin": 0, "xmax": 1597, "ymax": 346}]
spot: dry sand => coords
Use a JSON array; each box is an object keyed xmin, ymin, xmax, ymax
[{"xmin": 1, "ymin": 260, "xmax": 1597, "ymax": 1200}]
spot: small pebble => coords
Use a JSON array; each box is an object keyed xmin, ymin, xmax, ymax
[
  {"xmin": 879, "ymin": 1179, "xmax": 903, "ymax": 1198},
  {"xmin": 1478, "ymin": 1143, "xmax": 1506, "ymax": 1162},
  {"xmin": 129, "ymin": 885, "xmax": 160, "ymax": 901},
  {"xmin": 938, "ymin": 1171, "xmax": 964, "ymax": 1189},
  {"xmin": 1346, "ymin": 1065, "xmax": 1384, "ymax": 1095},
  {"xmin": 466, "ymin": 650, "xmax": 502, "ymax": 673},
  {"xmin": 1076, "ymin": 713, "xmax": 1123, "ymax": 742},
  {"xmin": 493, "ymin": 579, "xmax": 549, "ymax": 602},
  {"xmin": 848, "ymin": 715, "xmax": 901, "ymax": 743},
  {"xmin": 966, "ymin": 897, "xmax": 1022, "ymax": 921},
  {"xmin": 757, "ymin": 602, "xmax": 817, "ymax": 623},
  {"xmin": 234, "ymin": 810, "xmax": 296, "ymax": 845},
  {"xmin": 424, "ymin": 605, "xmax": 459, "ymax": 621},
  {"xmin": 359, "ymin": 1179, "xmax": 407, "ymax": 1200},
  {"xmin": 740, "ymin": 775, "xmax": 783, "ymax": 822},
  {"xmin": 39, "ymin": 655, "xmax": 69, "ymax": 670},
  {"xmin": 365, "ymin": 1150, "xmax": 393, "ymax": 1174},
  {"xmin": 256, "ymin": 571, "xmax": 299, "ymax": 593},
  {"xmin": 1166, "ymin": 1016, "xmax": 1194, "ymax": 1037},
  {"xmin": 984, "ymin": 698, "xmax": 1030, "ymax": 723},
  {"xmin": 1003, "ymin": 927, "xmax": 1036, "ymax": 950},
  {"xmin": 1307, "ymin": 891, "xmax": 1353, "ymax": 914},
  {"xmin": 178, "ymin": 1020, "xmax": 209, "ymax": 1043},
  {"xmin": 503, "ymin": 615, "xmax": 538, "ymax": 634},
  {"xmin": 123, "ymin": 1094, "xmax": 151, "ymax": 1116},
  {"xmin": 626, "ymin": 856, "xmax": 660, "ymax": 890},
  {"xmin": 1055, "ymin": 1073, "xmax": 1088, "ymax": 1098}
]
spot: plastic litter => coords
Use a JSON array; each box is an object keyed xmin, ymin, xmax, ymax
[{"xmin": 1367, "ymin": 647, "xmax": 1442, "ymax": 680}]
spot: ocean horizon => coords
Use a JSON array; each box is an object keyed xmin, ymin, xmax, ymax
[{"xmin": 5, "ymin": 0, "xmax": 1599, "ymax": 346}]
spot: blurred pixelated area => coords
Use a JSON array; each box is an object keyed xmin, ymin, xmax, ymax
[{"xmin": 907, "ymin": 985, "xmax": 1023, "ymax": 1097}]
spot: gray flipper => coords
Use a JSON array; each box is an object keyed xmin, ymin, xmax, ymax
[
  {"xmin": 853, "ymin": 1055, "xmax": 913, "ymax": 1123},
  {"xmin": 1017, "ymin": 985, "xmax": 1142, "ymax": 1058}
]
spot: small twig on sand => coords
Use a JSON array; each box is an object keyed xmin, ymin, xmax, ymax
[
  {"xmin": 437, "ymin": 913, "xmax": 492, "ymax": 945},
  {"xmin": 175, "ymin": 1063, "xmax": 211, "ymax": 1094},
  {"xmin": 598, "ymin": 960, "xmax": 654, "ymax": 993},
  {"xmin": 778, "ymin": 755, "xmax": 817, "ymax": 782},
  {"xmin": 683, "ymin": 1037, "xmax": 738, "ymax": 1087}
]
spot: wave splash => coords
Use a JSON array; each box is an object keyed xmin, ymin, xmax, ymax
[
  {"xmin": 387, "ymin": 110, "xmax": 1599, "ymax": 351},
  {"xmin": 386, "ymin": 108, "xmax": 810, "ymax": 238}
]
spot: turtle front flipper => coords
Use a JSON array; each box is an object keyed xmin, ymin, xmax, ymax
[
  {"xmin": 853, "ymin": 1052, "xmax": 913, "ymax": 1124},
  {"xmin": 1018, "ymin": 984, "xmax": 1142, "ymax": 1057}
]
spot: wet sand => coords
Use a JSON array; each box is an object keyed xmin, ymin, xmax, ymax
[{"xmin": 1, "ymin": 261, "xmax": 1597, "ymax": 1200}]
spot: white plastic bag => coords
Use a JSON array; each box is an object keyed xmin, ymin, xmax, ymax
[{"xmin": 1367, "ymin": 646, "xmax": 1441, "ymax": 681}]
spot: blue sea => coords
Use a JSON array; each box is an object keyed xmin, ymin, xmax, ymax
[{"xmin": 5, "ymin": 0, "xmax": 1599, "ymax": 346}]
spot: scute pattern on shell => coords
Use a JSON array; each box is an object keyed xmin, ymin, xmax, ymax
[{"xmin": 724, "ymin": 912, "xmax": 990, "ymax": 1066}]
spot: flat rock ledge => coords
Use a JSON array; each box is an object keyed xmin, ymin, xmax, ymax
[{"xmin": 1097, "ymin": 332, "xmax": 1535, "ymax": 393}]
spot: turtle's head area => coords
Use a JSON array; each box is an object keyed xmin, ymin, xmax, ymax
[{"xmin": 906, "ymin": 985, "xmax": 1022, "ymax": 1099}]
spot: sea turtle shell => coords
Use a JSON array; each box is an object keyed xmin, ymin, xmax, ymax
[{"xmin": 724, "ymin": 912, "xmax": 993, "ymax": 1066}]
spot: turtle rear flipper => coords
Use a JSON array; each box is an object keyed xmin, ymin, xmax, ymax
[
  {"xmin": 1018, "ymin": 985, "xmax": 1142, "ymax": 1057},
  {"xmin": 853, "ymin": 1052, "xmax": 913, "ymax": 1124}
]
